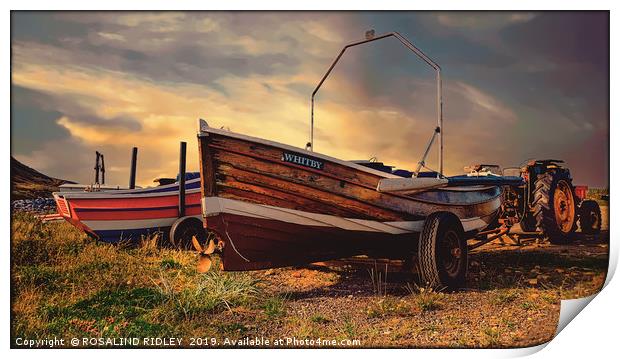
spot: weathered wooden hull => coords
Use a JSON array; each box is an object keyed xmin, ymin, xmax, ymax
[
  {"xmin": 203, "ymin": 196, "xmax": 423, "ymax": 270},
  {"xmin": 198, "ymin": 125, "xmax": 502, "ymax": 270}
]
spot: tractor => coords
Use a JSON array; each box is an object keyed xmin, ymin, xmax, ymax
[{"xmin": 500, "ymin": 159, "xmax": 602, "ymax": 243}]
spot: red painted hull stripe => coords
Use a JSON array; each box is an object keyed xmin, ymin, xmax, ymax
[
  {"xmin": 73, "ymin": 203, "xmax": 201, "ymax": 212},
  {"xmin": 68, "ymin": 193, "xmax": 201, "ymax": 208}
]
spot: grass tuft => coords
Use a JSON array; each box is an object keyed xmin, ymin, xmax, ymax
[
  {"xmin": 262, "ymin": 295, "xmax": 287, "ymax": 319},
  {"xmin": 406, "ymin": 283, "xmax": 445, "ymax": 312},
  {"xmin": 153, "ymin": 270, "xmax": 261, "ymax": 321},
  {"xmin": 491, "ymin": 289, "xmax": 520, "ymax": 305},
  {"xmin": 366, "ymin": 297, "xmax": 410, "ymax": 318},
  {"xmin": 310, "ymin": 314, "xmax": 330, "ymax": 324},
  {"xmin": 160, "ymin": 258, "xmax": 182, "ymax": 269},
  {"xmin": 483, "ymin": 327, "xmax": 501, "ymax": 347}
]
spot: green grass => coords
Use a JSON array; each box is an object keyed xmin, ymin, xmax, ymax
[
  {"xmin": 10, "ymin": 213, "xmax": 266, "ymax": 345},
  {"xmin": 502, "ymin": 318, "xmax": 516, "ymax": 330},
  {"xmin": 483, "ymin": 327, "xmax": 501, "ymax": 347},
  {"xmin": 43, "ymin": 287, "xmax": 170, "ymax": 338},
  {"xmin": 415, "ymin": 294, "xmax": 444, "ymax": 312},
  {"xmin": 154, "ymin": 270, "xmax": 260, "ymax": 321},
  {"xmin": 366, "ymin": 297, "xmax": 411, "ymax": 318},
  {"xmin": 405, "ymin": 283, "xmax": 445, "ymax": 312},
  {"xmin": 160, "ymin": 258, "xmax": 183, "ymax": 269},
  {"xmin": 310, "ymin": 314, "xmax": 331, "ymax": 324},
  {"xmin": 520, "ymin": 301, "xmax": 535, "ymax": 310},
  {"xmin": 217, "ymin": 322, "xmax": 249, "ymax": 336},
  {"xmin": 262, "ymin": 295, "xmax": 287, "ymax": 319},
  {"xmin": 491, "ymin": 289, "xmax": 520, "ymax": 305},
  {"xmin": 341, "ymin": 317, "xmax": 357, "ymax": 338}
]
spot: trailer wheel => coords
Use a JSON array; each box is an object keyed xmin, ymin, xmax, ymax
[
  {"xmin": 170, "ymin": 217, "xmax": 207, "ymax": 250},
  {"xmin": 533, "ymin": 171, "xmax": 577, "ymax": 244},
  {"xmin": 579, "ymin": 200, "xmax": 601, "ymax": 234},
  {"xmin": 418, "ymin": 212, "xmax": 467, "ymax": 291}
]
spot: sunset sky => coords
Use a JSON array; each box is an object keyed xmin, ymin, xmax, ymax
[{"xmin": 11, "ymin": 11, "xmax": 609, "ymax": 187}]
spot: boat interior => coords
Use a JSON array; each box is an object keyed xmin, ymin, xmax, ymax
[{"xmin": 353, "ymin": 160, "xmax": 523, "ymax": 187}]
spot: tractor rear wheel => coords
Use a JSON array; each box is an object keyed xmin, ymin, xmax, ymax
[
  {"xmin": 533, "ymin": 172, "xmax": 577, "ymax": 243},
  {"xmin": 579, "ymin": 200, "xmax": 602, "ymax": 234},
  {"xmin": 418, "ymin": 212, "xmax": 467, "ymax": 291}
]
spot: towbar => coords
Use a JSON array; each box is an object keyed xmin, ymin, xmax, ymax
[{"xmin": 309, "ymin": 31, "xmax": 444, "ymax": 177}]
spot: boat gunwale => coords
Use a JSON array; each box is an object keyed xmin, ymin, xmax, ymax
[
  {"xmin": 204, "ymin": 134, "xmax": 503, "ymax": 207},
  {"xmin": 200, "ymin": 125, "xmax": 504, "ymax": 197},
  {"xmin": 55, "ymin": 187, "xmax": 201, "ymax": 200},
  {"xmin": 199, "ymin": 125, "xmax": 402, "ymax": 179}
]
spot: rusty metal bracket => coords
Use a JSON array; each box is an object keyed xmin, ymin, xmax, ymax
[{"xmin": 468, "ymin": 227, "xmax": 510, "ymax": 251}]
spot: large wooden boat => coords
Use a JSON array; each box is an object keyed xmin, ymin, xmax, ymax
[
  {"xmin": 197, "ymin": 121, "xmax": 508, "ymax": 269},
  {"xmin": 195, "ymin": 32, "xmax": 524, "ymax": 290}
]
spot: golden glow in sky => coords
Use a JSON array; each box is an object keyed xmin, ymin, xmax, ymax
[{"xmin": 11, "ymin": 12, "xmax": 609, "ymax": 187}]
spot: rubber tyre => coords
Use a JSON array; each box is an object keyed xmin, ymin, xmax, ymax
[
  {"xmin": 519, "ymin": 214, "xmax": 537, "ymax": 232},
  {"xmin": 169, "ymin": 217, "xmax": 207, "ymax": 250},
  {"xmin": 418, "ymin": 212, "xmax": 467, "ymax": 291},
  {"xmin": 532, "ymin": 171, "xmax": 577, "ymax": 244},
  {"xmin": 579, "ymin": 200, "xmax": 602, "ymax": 234}
]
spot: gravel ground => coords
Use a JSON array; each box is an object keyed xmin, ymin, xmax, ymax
[
  {"xmin": 11, "ymin": 197, "xmax": 57, "ymax": 214},
  {"xmin": 200, "ymin": 227, "xmax": 608, "ymax": 348}
]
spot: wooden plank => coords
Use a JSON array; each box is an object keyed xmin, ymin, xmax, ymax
[
  {"xmin": 209, "ymin": 135, "xmax": 384, "ymax": 188},
  {"xmin": 218, "ymin": 180, "xmax": 364, "ymax": 219},
  {"xmin": 36, "ymin": 213, "xmax": 64, "ymax": 222},
  {"xmin": 198, "ymin": 134, "xmax": 217, "ymax": 197},
  {"xmin": 215, "ymin": 161, "xmax": 408, "ymax": 220}
]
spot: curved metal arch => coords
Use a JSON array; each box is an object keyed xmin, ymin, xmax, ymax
[{"xmin": 309, "ymin": 31, "xmax": 443, "ymax": 177}]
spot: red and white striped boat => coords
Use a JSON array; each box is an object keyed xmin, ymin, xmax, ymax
[{"xmin": 53, "ymin": 175, "xmax": 202, "ymax": 243}]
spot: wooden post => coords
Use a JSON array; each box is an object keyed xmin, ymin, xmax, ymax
[
  {"xmin": 178, "ymin": 142, "xmax": 187, "ymax": 217},
  {"xmin": 94, "ymin": 151, "xmax": 100, "ymax": 184},
  {"xmin": 101, "ymin": 154, "xmax": 105, "ymax": 184},
  {"xmin": 129, "ymin": 147, "xmax": 138, "ymax": 189}
]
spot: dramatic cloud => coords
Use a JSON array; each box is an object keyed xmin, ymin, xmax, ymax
[
  {"xmin": 436, "ymin": 12, "xmax": 537, "ymax": 29},
  {"xmin": 11, "ymin": 11, "xmax": 609, "ymax": 187}
]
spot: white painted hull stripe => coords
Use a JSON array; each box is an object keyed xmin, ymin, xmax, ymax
[
  {"xmin": 81, "ymin": 216, "xmax": 201, "ymax": 231},
  {"xmin": 57, "ymin": 188, "xmax": 201, "ymax": 199},
  {"xmin": 203, "ymin": 197, "xmax": 488, "ymax": 234}
]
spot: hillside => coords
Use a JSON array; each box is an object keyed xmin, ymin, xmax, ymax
[{"xmin": 11, "ymin": 157, "xmax": 73, "ymax": 199}]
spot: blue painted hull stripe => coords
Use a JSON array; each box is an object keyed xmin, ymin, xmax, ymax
[{"xmin": 93, "ymin": 227, "xmax": 172, "ymax": 243}]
